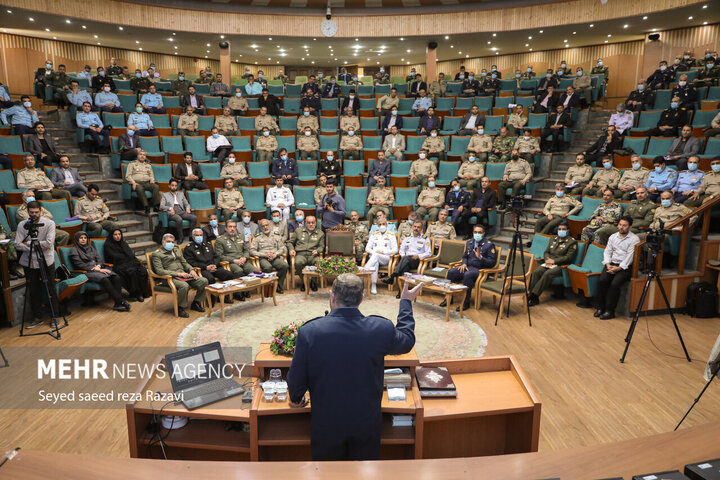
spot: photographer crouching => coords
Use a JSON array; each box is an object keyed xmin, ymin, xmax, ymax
[{"xmin": 15, "ymin": 200, "xmax": 61, "ymax": 330}]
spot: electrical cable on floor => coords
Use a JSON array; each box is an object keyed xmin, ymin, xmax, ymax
[
  {"xmin": 644, "ymin": 310, "xmax": 703, "ymax": 362},
  {"xmin": 0, "ymin": 447, "xmax": 20, "ymax": 468}
]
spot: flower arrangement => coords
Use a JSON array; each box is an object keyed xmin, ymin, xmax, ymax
[
  {"xmin": 316, "ymin": 255, "xmax": 357, "ymax": 276},
  {"xmin": 270, "ymin": 322, "xmax": 303, "ymax": 356}
]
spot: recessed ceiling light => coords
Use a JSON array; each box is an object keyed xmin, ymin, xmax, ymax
[
  {"xmin": 239, "ymin": 54, "xmax": 242, "ymax": 57},
  {"xmin": 539, "ymin": 30, "xmax": 543, "ymax": 33},
  {"xmin": 491, "ymin": 47, "xmax": 498, "ymax": 51},
  {"xmin": 367, "ymin": 58, "xmax": 370, "ymax": 61},
  {"xmin": 528, "ymin": 36, "xmax": 532, "ymax": 39},
  {"xmin": 139, "ymin": 48, "xmax": 143, "ymax": 51},
  {"xmin": 401, "ymin": 58, "xmax": 405, "ymax": 61},
  {"xmin": 174, "ymin": 52, "xmax": 178, "ymax": 55},
  {"xmin": 44, "ymin": 28, "xmax": 50, "ymax": 32},
  {"xmin": 458, "ymin": 51, "xmax": 462, "ymax": 54},
  {"xmin": 29, "ymin": 17, "xmax": 34, "ymax": 21},
  {"xmin": 82, "ymin": 25, "xmax": 86, "ymax": 29},
  {"xmin": 353, "ymin": 53, "xmax": 358, "ymax": 56},
  {"xmin": 135, "ymin": 40, "xmax": 140, "ymax": 44},
  {"xmin": 254, "ymin": 49, "xmax": 258, "ymax": 52},
  {"xmin": 400, "ymin": 37, "xmax": 404, "ymax": 41},
  {"xmin": 492, "ymin": 33, "xmax": 496, "ymax": 37},
  {"xmin": 702, "ymin": 4, "xmax": 707, "ymax": 7},
  {"xmin": 6, "ymin": 9, "xmax": 11, "ymax": 13},
  {"xmin": 52, "ymin": 36, "xmax": 56, "ymax": 39},
  {"xmin": 301, "ymin": 57, "xmax": 305, "ymax": 60},
  {"xmin": 311, "ymin": 61, "xmax": 315, "ymax": 64},
  {"xmin": 607, "ymin": 34, "xmax": 612, "ymax": 37},
  {"xmin": 97, "ymin": 42, "xmax": 101, "ymax": 45},
  {"xmin": 525, "ymin": 43, "xmax": 529, "ymax": 47},
  {"xmin": 465, "ymin": 54, "xmax": 469, "ymax": 58},
  {"xmin": 529, "ymin": 48, "xmax": 533, "ymax": 51},
  {"xmin": 376, "ymin": 61, "xmax": 380, "ymax": 64},
  {"xmin": 206, "ymin": 43, "xmax": 210, "ymax": 47},
  {"xmin": 444, "ymin": 35, "xmax": 449, "ymax": 39},
  {"xmin": 173, "ymin": 32, "xmax": 176, "ymax": 35},
  {"xmin": 93, "ymin": 35, "xmax": 98, "ymax": 38},
  {"xmin": 688, "ymin": 16, "xmax": 693, "ymax": 20},
  {"xmin": 268, "ymin": 37, "xmax": 272, "ymax": 40},
  {"xmin": 268, "ymin": 57, "xmax": 271, "ymax": 60},
  {"xmin": 565, "ymin": 45, "xmax": 569, "ymax": 48},
  {"xmin": 168, "ymin": 38, "xmax": 174, "ymax": 42},
  {"xmin": 255, "ymin": 61, "xmax": 258, "ymax": 64},
  {"xmin": 313, "ymin": 38, "xmax": 316, "ymax": 40},
  {"xmin": 643, "ymin": 15, "xmax": 648, "ymax": 19},
  {"xmin": 495, "ymin": 52, "xmax": 499, "ymax": 55},
  {"xmin": 174, "ymin": 46, "xmax": 177, "ymax": 49},
  {"xmin": 205, "ymin": 55, "xmax": 208, "ymax": 58},
  {"xmin": 65, "ymin": 19, "xmax": 71, "ymax": 24},
  {"xmin": 623, "ymin": 24, "xmax": 629, "ymax": 28},
  {"xmin": 573, "ymin": 31, "xmax": 577, "ymax": 34},
  {"xmin": 118, "ymin": 26, "xmax": 123, "ymax": 30},
  {"xmin": 355, "ymin": 38, "xmax": 358, "ymax": 41},
  {"xmin": 450, "ymin": 45, "xmax": 454, "ymax": 48},
  {"xmin": 220, "ymin": 35, "xmax": 225, "ymax": 39},
  {"xmin": 487, "ymin": 41, "xmax": 491, "ymax": 44},
  {"xmin": 406, "ymin": 49, "xmax": 410, "ymax": 53},
  {"xmin": 406, "ymin": 61, "xmax": 410, "ymax": 65},
  {"xmin": 563, "ymin": 39, "xmax": 567, "ymax": 42},
  {"xmin": 206, "ymin": 50, "xmax": 210, "ymax": 53},
  {"xmin": 604, "ymin": 40, "xmax": 608, "ymax": 43},
  {"xmin": 589, "ymin": 24, "xmax": 594, "ymax": 27},
  {"xmin": 703, "ymin": 21, "xmax": 708, "ymax": 25}
]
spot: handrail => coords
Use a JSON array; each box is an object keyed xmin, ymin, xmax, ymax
[{"xmin": 630, "ymin": 195, "xmax": 720, "ymax": 276}]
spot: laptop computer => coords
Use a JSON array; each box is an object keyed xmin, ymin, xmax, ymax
[{"xmin": 165, "ymin": 342, "xmax": 244, "ymax": 410}]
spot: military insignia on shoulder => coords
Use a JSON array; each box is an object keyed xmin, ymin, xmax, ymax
[{"xmin": 492, "ymin": 248, "xmax": 496, "ymax": 254}]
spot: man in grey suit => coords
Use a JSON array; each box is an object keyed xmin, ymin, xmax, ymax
[
  {"xmin": 665, "ymin": 125, "xmax": 701, "ymax": 171},
  {"xmin": 367, "ymin": 151, "xmax": 390, "ymax": 191},
  {"xmin": 239, "ymin": 210, "xmax": 259, "ymax": 242},
  {"xmin": 160, "ymin": 178, "xmax": 197, "ymax": 244},
  {"xmin": 50, "ymin": 155, "xmax": 87, "ymax": 197},
  {"xmin": 202, "ymin": 213, "xmax": 226, "ymax": 242}
]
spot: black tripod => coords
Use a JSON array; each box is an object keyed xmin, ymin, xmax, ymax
[
  {"xmin": 19, "ymin": 236, "xmax": 67, "ymax": 340},
  {"xmin": 495, "ymin": 199, "xmax": 532, "ymax": 326},
  {"xmin": 620, "ymin": 247, "xmax": 690, "ymax": 363},
  {"xmin": 0, "ymin": 347, "xmax": 7, "ymax": 368},
  {"xmin": 674, "ymin": 362, "xmax": 719, "ymax": 430}
]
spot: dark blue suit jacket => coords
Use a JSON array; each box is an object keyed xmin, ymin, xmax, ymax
[
  {"xmin": 271, "ymin": 158, "xmax": 298, "ymax": 178},
  {"xmin": 322, "ymin": 83, "xmax": 340, "ymax": 98},
  {"xmin": 461, "ymin": 238, "xmax": 498, "ymax": 269},
  {"xmin": 381, "ymin": 114, "xmax": 403, "ymax": 132},
  {"xmin": 445, "ymin": 189, "xmax": 471, "ymax": 210},
  {"xmin": 287, "ymin": 300, "xmax": 416, "ymax": 459}
]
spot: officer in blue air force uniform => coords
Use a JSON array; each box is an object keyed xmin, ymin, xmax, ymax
[
  {"xmin": 287, "ymin": 274, "xmax": 422, "ymax": 461},
  {"xmin": 444, "ymin": 224, "xmax": 498, "ymax": 310}
]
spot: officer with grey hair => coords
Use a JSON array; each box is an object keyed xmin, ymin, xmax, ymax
[{"xmin": 287, "ymin": 275, "xmax": 423, "ymax": 461}]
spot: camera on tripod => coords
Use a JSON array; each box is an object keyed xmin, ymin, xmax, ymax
[
  {"xmin": 25, "ymin": 219, "xmax": 45, "ymax": 239},
  {"xmin": 645, "ymin": 220, "xmax": 669, "ymax": 253},
  {"xmin": 508, "ymin": 195, "xmax": 525, "ymax": 213}
]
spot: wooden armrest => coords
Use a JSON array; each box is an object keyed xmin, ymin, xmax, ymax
[
  {"xmin": 425, "ymin": 253, "xmax": 441, "ymax": 263},
  {"xmin": 448, "ymin": 260, "xmax": 463, "ymax": 267},
  {"xmin": 482, "ymin": 266, "xmax": 505, "ymax": 275}
]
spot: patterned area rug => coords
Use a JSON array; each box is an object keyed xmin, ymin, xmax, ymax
[{"xmin": 178, "ymin": 293, "xmax": 487, "ymax": 361}]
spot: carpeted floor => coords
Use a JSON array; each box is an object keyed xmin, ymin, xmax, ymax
[{"xmin": 178, "ymin": 292, "xmax": 487, "ymax": 361}]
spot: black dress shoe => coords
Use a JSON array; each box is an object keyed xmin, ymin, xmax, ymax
[
  {"xmin": 599, "ymin": 311, "xmax": 615, "ymax": 320},
  {"xmin": 143, "ymin": 206, "xmax": 150, "ymax": 215},
  {"xmin": 276, "ymin": 285, "xmax": 284, "ymax": 294},
  {"xmin": 593, "ymin": 309, "xmax": 603, "ymax": 317},
  {"xmin": 527, "ymin": 295, "xmax": 539, "ymax": 307},
  {"xmin": 456, "ymin": 302, "xmax": 471, "ymax": 312},
  {"xmin": 396, "ymin": 292, "xmax": 401, "ymax": 299},
  {"xmin": 178, "ymin": 308, "xmax": 190, "ymax": 318},
  {"xmin": 136, "ymin": 296, "xmax": 145, "ymax": 303},
  {"xmin": 190, "ymin": 301, "xmax": 205, "ymax": 313},
  {"xmin": 576, "ymin": 298, "xmax": 593, "ymax": 308},
  {"xmin": 439, "ymin": 299, "xmax": 447, "ymax": 307},
  {"xmin": 310, "ymin": 279, "xmax": 318, "ymax": 291},
  {"xmin": 300, "ymin": 284, "xmax": 306, "ymax": 292},
  {"xmin": 381, "ymin": 276, "xmax": 394, "ymax": 285},
  {"xmin": 112, "ymin": 303, "xmax": 127, "ymax": 312},
  {"xmin": 121, "ymin": 300, "xmax": 131, "ymax": 311}
]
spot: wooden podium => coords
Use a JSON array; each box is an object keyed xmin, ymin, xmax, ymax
[{"xmin": 126, "ymin": 344, "xmax": 540, "ymax": 461}]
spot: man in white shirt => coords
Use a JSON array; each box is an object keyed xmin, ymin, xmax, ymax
[
  {"xmin": 382, "ymin": 222, "xmax": 431, "ymax": 290},
  {"xmin": 363, "ymin": 218, "xmax": 399, "ymax": 294},
  {"xmin": 594, "ymin": 216, "xmax": 640, "ymax": 320},
  {"xmin": 265, "ymin": 176, "xmax": 295, "ymax": 221},
  {"xmin": 206, "ymin": 127, "xmax": 233, "ymax": 164}
]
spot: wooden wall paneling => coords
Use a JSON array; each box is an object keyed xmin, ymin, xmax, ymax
[
  {"xmin": 628, "ymin": 274, "xmax": 701, "ymax": 312},
  {"xmin": 641, "ymin": 24, "xmax": 720, "ymax": 79},
  {"xmin": 0, "ymin": 0, "xmax": 707, "ymax": 38}
]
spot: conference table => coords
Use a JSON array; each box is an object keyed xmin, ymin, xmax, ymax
[{"xmin": 3, "ymin": 421, "xmax": 719, "ymax": 479}]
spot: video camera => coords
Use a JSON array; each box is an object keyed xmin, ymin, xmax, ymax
[
  {"xmin": 324, "ymin": 197, "xmax": 335, "ymax": 209},
  {"xmin": 509, "ymin": 194, "xmax": 525, "ymax": 212},
  {"xmin": 645, "ymin": 219, "xmax": 670, "ymax": 253},
  {"xmin": 25, "ymin": 219, "xmax": 45, "ymax": 239}
]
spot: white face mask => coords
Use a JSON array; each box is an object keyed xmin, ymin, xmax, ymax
[
  {"xmin": 23, "ymin": 101, "xmax": 32, "ymax": 108},
  {"xmin": 104, "ymin": 87, "xmax": 111, "ymax": 92},
  {"xmin": 228, "ymin": 157, "xmax": 235, "ymax": 164},
  {"xmin": 431, "ymin": 133, "xmax": 437, "ymax": 137},
  {"xmin": 305, "ymin": 131, "xmax": 311, "ymax": 136},
  {"xmin": 419, "ymin": 153, "xmax": 426, "ymax": 159},
  {"xmin": 678, "ymin": 81, "xmax": 686, "ymax": 87},
  {"xmin": 378, "ymin": 225, "xmax": 387, "ymax": 233}
]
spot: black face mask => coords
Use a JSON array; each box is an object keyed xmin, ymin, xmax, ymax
[{"xmin": 511, "ymin": 155, "xmax": 519, "ymax": 160}]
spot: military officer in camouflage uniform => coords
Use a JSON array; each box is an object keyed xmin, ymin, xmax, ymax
[
  {"xmin": 520, "ymin": 66, "xmax": 536, "ymax": 81},
  {"xmin": 251, "ymin": 219, "xmax": 290, "ymax": 293},
  {"xmin": 315, "ymin": 175, "xmax": 329, "ymax": 205},
  {"xmin": 591, "ymin": 59, "xmax": 609, "ymax": 85},
  {"xmin": 255, "ymin": 107, "xmax": 279, "ymax": 135},
  {"xmin": 49, "ymin": 64, "xmax": 71, "ymax": 107},
  {"xmin": 614, "ymin": 155, "xmax": 650, "ymax": 200},
  {"xmin": 686, "ymin": 158, "xmax": 720, "ymax": 207},
  {"xmin": 488, "ymin": 127, "xmax": 515, "ymax": 162},
  {"xmin": 693, "ymin": 57, "xmax": 719, "ymax": 88},
  {"xmin": 130, "ymin": 70, "xmax": 151, "ymax": 96},
  {"xmin": 339, "ymin": 128, "xmax": 363, "ymax": 159},
  {"xmin": 298, "ymin": 126, "xmax": 320, "ymax": 160},
  {"xmin": 269, "ymin": 209, "xmax": 290, "ymax": 240},
  {"xmin": 457, "ymin": 157, "xmax": 484, "ymax": 189},
  {"xmin": 497, "ymin": 152, "xmax": 532, "ymax": 205},
  {"xmin": 150, "ymin": 233, "xmax": 208, "ymax": 318},
  {"xmin": 421, "ymin": 129, "xmax": 447, "ymax": 162},
  {"xmin": 409, "ymin": 151, "xmax": 438, "ymax": 187},
  {"xmin": 650, "ymin": 190, "xmax": 697, "ymax": 232},
  {"xmin": 428, "ymin": 73, "xmax": 447, "ymax": 105},
  {"xmin": 366, "ymin": 176, "xmax": 395, "ymax": 224},
  {"xmin": 124, "ymin": 150, "xmax": 161, "ymax": 213},
  {"xmin": 220, "ymin": 153, "xmax": 250, "ymax": 187},
  {"xmin": 595, "ymin": 187, "xmax": 656, "ymax": 244},
  {"xmin": 464, "ymin": 130, "xmax": 493, "ymax": 163},
  {"xmin": 345, "ymin": 210, "xmax": 369, "ymax": 264},
  {"xmin": 527, "ymin": 224, "xmax": 577, "ymax": 306},
  {"xmin": 426, "ymin": 209, "xmax": 457, "ymax": 245},
  {"xmin": 287, "ymin": 216, "xmax": 324, "ymax": 291},
  {"xmin": 75, "ymin": 185, "xmax": 118, "ymax": 238},
  {"xmin": 582, "ymin": 157, "xmax": 621, "ymax": 197},
  {"xmin": 534, "ymin": 184, "xmax": 582, "ymax": 233},
  {"xmin": 16, "ymin": 155, "xmax": 72, "ymax": 204},
  {"xmin": 415, "ymin": 177, "xmax": 445, "ymax": 221},
  {"xmin": 580, "ymin": 189, "xmax": 623, "ymax": 243},
  {"xmin": 396, "ymin": 211, "xmax": 421, "ymax": 242},
  {"xmin": 171, "ymin": 72, "xmax": 190, "ymax": 97},
  {"xmin": 216, "ymin": 178, "xmax": 245, "ymax": 221},
  {"xmin": 513, "ymin": 129, "xmax": 540, "ymax": 164},
  {"xmin": 339, "ymin": 108, "xmax": 360, "ymax": 136},
  {"xmin": 177, "ymin": 106, "xmax": 199, "ymax": 137},
  {"xmin": 255, "ymin": 128, "xmax": 278, "ymax": 163},
  {"xmin": 564, "ymin": 153, "xmax": 594, "ymax": 195},
  {"xmin": 297, "ymin": 108, "xmax": 319, "ymax": 135},
  {"xmin": 215, "ymin": 107, "xmax": 239, "ymax": 137},
  {"xmin": 214, "ymin": 219, "xmax": 259, "ymax": 280}
]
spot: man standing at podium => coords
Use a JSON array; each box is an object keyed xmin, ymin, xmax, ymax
[{"xmin": 287, "ymin": 274, "xmax": 422, "ymax": 461}]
